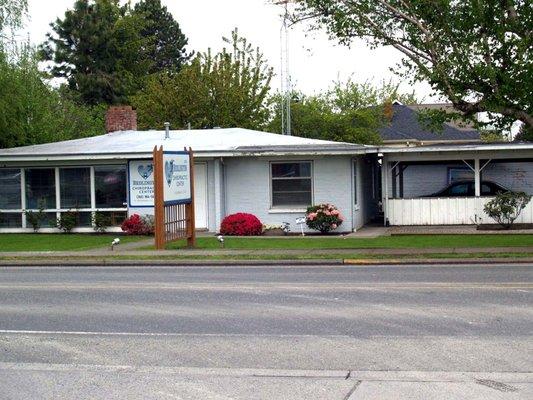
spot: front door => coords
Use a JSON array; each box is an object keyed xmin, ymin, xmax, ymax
[{"xmin": 194, "ymin": 163, "xmax": 208, "ymax": 229}]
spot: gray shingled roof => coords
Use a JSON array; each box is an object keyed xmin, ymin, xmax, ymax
[{"xmin": 379, "ymin": 105, "xmax": 481, "ymax": 142}]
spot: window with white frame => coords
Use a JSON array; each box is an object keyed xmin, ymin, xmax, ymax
[
  {"xmin": 60, "ymin": 168, "xmax": 91, "ymax": 208},
  {"xmin": 271, "ymin": 161, "xmax": 312, "ymax": 208},
  {"xmin": 0, "ymin": 169, "xmax": 21, "ymax": 210},
  {"xmin": 0, "ymin": 165, "xmax": 128, "ymax": 230},
  {"xmin": 353, "ymin": 160, "xmax": 358, "ymax": 205},
  {"xmin": 0, "ymin": 169, "xmax": 22, "ymax": 228},
  {"xmin": 95, "ymin": 166, "xmax": 127, "ymax": 208},
  {"xmin": 25, "ymin": 168, "xmax": 56, "ymax": 209}
]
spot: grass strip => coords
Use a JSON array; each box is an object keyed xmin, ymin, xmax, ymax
[
  {"xmin": 145, "ymin": 234, "xmax": 533, "ymax": 251},
  {"xmin": 0, "ymin": 234, "xmax": 145, "ymax": 252},
  {"xmin": 0, "ymin": 252, "xmax": 531, "ymax": 262}
]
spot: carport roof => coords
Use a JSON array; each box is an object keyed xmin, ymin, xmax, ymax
[
  {"xmin": 378, "ymin": 142, "xmax": 533, "ymax": 153},
  {"xmin": 0, "ymin": 128, "xmax": 369, "ymax": 161}
]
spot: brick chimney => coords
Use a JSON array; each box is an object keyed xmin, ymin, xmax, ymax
[
  {"xmin": 383, "ymin": 101, "xmax": 394, "ymax": 122},
  {"xmin": 105, "ymin": 105, "xmax": 137, "ymax": 133}
]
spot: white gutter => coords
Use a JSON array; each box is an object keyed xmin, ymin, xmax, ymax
[
  {"xmin": 0, "ymin": 149, "xmax": 367, "ymax": 163},
  {"xmin": 377, "ymin": 143, "xmax": 533, "ymax": 153}
]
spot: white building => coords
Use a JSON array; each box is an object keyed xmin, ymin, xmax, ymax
[
  {"xmin": 0, "ymin": 106, "xmax": 532, "ymax": 232},
  {"xmin": 0, "ymin": 106, "xmax": 374, "ymax": 233}
]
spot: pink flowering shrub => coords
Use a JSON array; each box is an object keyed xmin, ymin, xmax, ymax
[{"xmin": 305, "ymin": 203, "xmax": 343, "ymax": 234}]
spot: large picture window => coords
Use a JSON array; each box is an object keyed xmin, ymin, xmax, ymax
[
  {"xmin": 0, "ymin": 165, "xmax": 128, "ymax": 231},
  {"xmin": 271, "ymin": 161, "xmax": 312, "ymax": 207},
  {"xmin": 95, "ymin": 165, "xmax": 127, "ymax": 208},
  {"xmin": 0, "ymin": 169, "xmax": 21, "ymax": 209},
  {"xmin": 60, "ymin": 168, "xmax": 91, "ymax": 208},
  {"xmin": 25, "ymin": 169, "xmax": 56, "ymax": 209}
]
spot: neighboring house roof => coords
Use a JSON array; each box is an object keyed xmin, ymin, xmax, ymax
[
  {"xmin": 405, "ymin": 103, "xmax": 477, "ymax": 130},
  {"xmin": 0, "ymin": 128, "xmax": 368, "ymax": 161},
  {"xmin": 380, "ymin": 104, "xmax": 481, "ymax": 144}
]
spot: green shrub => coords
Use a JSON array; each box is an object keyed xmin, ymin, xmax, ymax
[
  {"xmin": 57, "ymin": 211, "xmax": 78, "ymax": 233},
  {"xmin": 483, "ymin": 191, "xmax": 531, "ymax": 229},
  {"xmin": 24, "ymin": 201, "xmax": 46, "ymax": 232},
  {"xmin": 92, "ymin": 212, "xmax": 111, "ymax": 233}
]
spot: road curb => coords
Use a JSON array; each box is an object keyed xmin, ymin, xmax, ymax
[
  {"xmin": 343, "ymin": 258, "xmax": 533, "ymax": 265},
  {"xmin": 0, "ymin": 259, "xmax": 345, "ymax": 267},
  {"xmin": 0, "ymin": 258, "xmax": 531, "ymax": 267}
]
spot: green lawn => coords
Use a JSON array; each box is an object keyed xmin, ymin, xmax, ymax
[
  {"xmin": 163, "ymin": 234, "xmax": 533, "ymax": 250},
  {"xmin": 0, "ymin": 234, "xmax": 145, "ymax": 252}
]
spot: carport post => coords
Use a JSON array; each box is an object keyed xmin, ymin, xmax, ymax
[
  {"xmin": 381, "ymin": 155, "xmax": 389, "ymax": 226},
  {"xmin": 474, "ymin": 158, "xmax": 481, "ymax": 197}
]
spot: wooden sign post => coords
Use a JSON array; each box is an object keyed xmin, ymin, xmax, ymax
[{"xmin": 153, "ymin": 146, "xmax": 196, "ymax": 249}]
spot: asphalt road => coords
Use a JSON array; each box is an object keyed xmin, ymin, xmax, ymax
[{"xmin": 0, "ymin": 264, "xmax": 531, "ymax": 399}]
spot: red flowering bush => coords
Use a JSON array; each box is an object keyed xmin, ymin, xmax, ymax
[
  {"xmin": 305, "ymin": 203, "xmax": 343, "ymax": 234},
  {"xmin": 220, "ymin": 213, "xmax": 263, "ymax": 236},
  {"xmin": 121, "ymin": 214, "xmax": 154, "ymax": 235}
]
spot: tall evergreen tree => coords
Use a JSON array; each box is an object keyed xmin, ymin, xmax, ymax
[
  {"xmin": 40, "ymin": 0, "xmax": 150, "ymax": 105},
  {"xmin": 133, "ymin": 0, "xmax": 190, "ymax": 74}
]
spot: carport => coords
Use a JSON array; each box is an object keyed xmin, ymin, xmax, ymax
[{"xmin": 378, "ymin": 143, "xmax": 533, "ymax": 226}]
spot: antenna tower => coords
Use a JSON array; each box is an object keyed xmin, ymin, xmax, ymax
[{"xmin": 277, "ymin": 1, "xmax": 293, "ymax": 135}]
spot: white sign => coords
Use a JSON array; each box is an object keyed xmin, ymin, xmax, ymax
[
  {"xmin": 163, "ymin": 152, "xmax": 191, "ymax": 205},
  {"xmin": 128, "ymin": 160, "xmax": 155, "ymax": 207}
]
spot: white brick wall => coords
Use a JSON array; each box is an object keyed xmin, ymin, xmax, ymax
[{"xmin": 224, "ymin": 156, "xmax": 362, "ymax": 233}]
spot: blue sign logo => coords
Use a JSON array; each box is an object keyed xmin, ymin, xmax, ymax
[
  {"xmin": 137, "ymin": 164, "xmax": 153, "ymax": 180},
  {"xmin": 164, "ymin": 160, "xmax": 174, "ymax": 187}
]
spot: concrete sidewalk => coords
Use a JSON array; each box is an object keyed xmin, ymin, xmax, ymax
[{"xmin": 1, "ymin": 365, "xmax": 530, "ymax": 399}]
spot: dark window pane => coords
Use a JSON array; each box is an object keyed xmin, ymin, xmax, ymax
[
  {"xmin": 98, "ymin": 211, "xmax": 127, "ymax": 226},
  {"xmin": 0, "ymin": 169, "xmax": 21, "ymax": 209},
  {"xmin": 25, "ymin": 169, "xmax": 56, "ymax": 209},
  {"xmin": 0, "ymin": 213, "xmax": 22, "ymax": 228},
  {"xmin": 272, "ymin": 191, "xmax": 312, "ymax": 207},
  {"xmin": 481, "ymin": 184, "xmax": 492, "ymax": 195},
  {"xmin": 76, "ymin": 212, "xmax": 92, "ymax": 227},
  {"xmin": 60, "ymin": 168, "xmax": 91, "ymax": 208},
  {"xmin": 272, "ymin": 162, "xmax": 311, "ymax": 178},
  {"xmin": 449, "ymin": 183, "xmax": 469, "ymax": 195},
  {"xmin": 35, "ymin": 213, "xmax": 58, "ymax": 228},
  {"xmin": 95, "ymin": 166, "xmax": 127, "ymax": 208},
  {"xmin": 272, "ymin": 178, "xmax": 311, "ymax": 192}
]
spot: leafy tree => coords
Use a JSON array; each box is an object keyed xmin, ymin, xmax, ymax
[
  {"xmin": 267, "ymin": 79, "xmax": 415, "ymax": 144},
  {"xmin": 0, "ymin": 45, "xmax": 104, "ymax": 149},
  {"xmin": 133, "ymin": 0, "xmax": 191, "ymax": 74},
  {"xmin": 40, "ymin": 0, "xmax": 150, "ymax": 105},
  {"xmin": 291, "ymin": 1, "xmax": 533, "ymax": 131},
  {"xmin": 133, "ymin": 29, "xmax": 273, "ymax": 130},
  {"xmin": 327, "ymin": 79, "xmax": 417, "ymax": 113},
  {"xmin": 0, "ymin": 0, "xmax": 27, "ymax": 34}
]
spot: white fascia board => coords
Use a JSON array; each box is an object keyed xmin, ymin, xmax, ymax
[
  {"xmin": 0, "ymin": 148, "xmax": 368, "ymax": 163},
  {"xmin": 382, "ymin": 149, "xmax": 533, "ymax": 162},
  {"xmin": 378, "ymin": 144, "xmax": 533, "ymax": 153}
]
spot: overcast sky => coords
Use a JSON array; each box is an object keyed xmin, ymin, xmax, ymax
[{"xmin": 24, "ymin": 0, "xmax": 435, "ymax": 100}]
